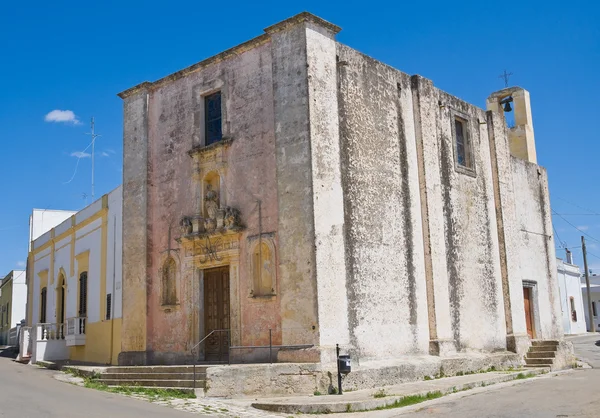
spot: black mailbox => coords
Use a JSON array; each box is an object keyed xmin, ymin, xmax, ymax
[{"xmin": 338, "ymin": 354, "xmax": 351, "ymax": 374}]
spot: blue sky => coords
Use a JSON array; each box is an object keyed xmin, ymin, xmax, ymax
[{"xmin": 0, "ymin": 0, "xmax": 598, "ymax": 274}]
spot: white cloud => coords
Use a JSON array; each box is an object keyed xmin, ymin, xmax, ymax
[
  {"xmin": 70, "ymin": 151, "xmax": 91, "ymax": 158},
  {"xmin": 16, "ymin": 261, "xmax": 25, "ymax": 268},
  {"xmin": 100, "ymin": 151, "xmax": 110, "ymax": 157},
  {"xmin": 44, "ymin": 109, "xmax": 81, "ymax": 125},
  {"xmin": 577, "ymin": 225, "xmax": 590, "ymax": 231}
]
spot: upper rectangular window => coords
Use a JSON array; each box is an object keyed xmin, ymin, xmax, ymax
[
  {"xmin": 593, "ymin": 301, "xmax": 597, "ymax": 317},
  {"xmin": 204, "ymin": 92, "xmax": 222, "ymax": 146},
  {"xmin": 454, "ymin": 117, "xmax": 472, "ymax": 169}
]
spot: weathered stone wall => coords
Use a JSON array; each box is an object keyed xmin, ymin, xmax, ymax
[
  {"xmin": 120, "ymin": 88, "xmax": 150, "ymax": 365},
  {"xmin": 269, "ymin": 22, "xmax": 320, "ymax": 347},
  {"xmin": 431, "ymin": 90, "xmax": 507, "ymax": 352},
  {"xmin": 509, "ymin": 158, "xmax": 563, "ymax": 340},
  {"xmin": 336, "ymin": 45, "xmax": 429, "ymax": 358},
  {"xmin": 140, "ymin": 41, "xmax": 282, "ymax": 363},
  {"xmin": 336, "ymin": 45, "xmax": 508, "ymax": 358}
]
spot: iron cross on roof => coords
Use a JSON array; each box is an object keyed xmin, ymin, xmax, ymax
[{"xmin": 499, "ymin": 69, "xmax": 513, "ymax": 88}]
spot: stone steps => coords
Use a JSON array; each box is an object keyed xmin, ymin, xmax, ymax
[
  {"xmin": 101, "ymin": 372, "xmax": 205, "ymax": 380},
  {"xmin": 526, "ymin": 351, "xmax": 556, "ymax": 358},
  {"xmin": 99, "ymin": 379, "xmax": 204, "ymax": 389},
  {"xmin": 524, "ymin": 340, "xmax": 559, "ymax": 369},
  {"xmin": 97, "ymin": 365, "xmax": 207, "ymax": 390},
  {"xmin": 103, "ymin": 365, "xmax": 207, "ymax": 374}
]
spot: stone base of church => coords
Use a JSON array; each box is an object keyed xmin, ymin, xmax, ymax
[
  {"xmin": 506, "ymin": 333, "xmax": 531, "ymax": 355},
  {"xmin": 203, "ymin": 351, "xmax": 526, "ymax": 397}
]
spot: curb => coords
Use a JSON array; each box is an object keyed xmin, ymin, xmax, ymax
[{"xmin": 252, "ymin": 369, "xmax": 548, "ymax": 414}]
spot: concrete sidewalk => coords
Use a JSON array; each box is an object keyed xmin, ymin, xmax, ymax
[{"xmin": 251, "ymin": 368, "xmax": 549, "ymax": 414}]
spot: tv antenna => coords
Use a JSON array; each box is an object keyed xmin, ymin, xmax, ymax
[{"xmin": 85, "ymin": 117, "xmax": 101, "ymax": 200}]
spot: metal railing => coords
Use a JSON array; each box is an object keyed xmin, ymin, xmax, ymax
[{"xmin": 191, "ymin": 329, "xmax": 230, "ymax": 389}]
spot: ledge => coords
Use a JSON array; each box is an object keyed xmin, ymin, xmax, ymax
[
  {"xmin": 264, "ymin": 12, "xmax": 341, "ymax": 35},
  {"xmin": 187, "ymin": 137, "xmax": 234, "ymax": 157}
]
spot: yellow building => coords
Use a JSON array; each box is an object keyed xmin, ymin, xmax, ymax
[
  {"xmin": 27, "ymin": 186, "xmax": 122, "ymax": 364},
  {"xmin": 0, "ymin": 270, "xmax": 26, "ymax": 345}
]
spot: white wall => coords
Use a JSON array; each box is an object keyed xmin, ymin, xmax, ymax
[
  {"xmin": 29, "ymin": 209, "xmax": 76, "ymax": 250},
  {"xmin": 556, "ymin": 259, "xmax": 587, "ymax": 335},
  {"xmin": 581, "ymin": 275, "xmax": 600, "ymax": 332},
  {"xmin": 10, "ymin": 270, "xmax": 27, "ymax": 326},
  {"xmin": 30, "ymin": 187, "xmax": 123, "ymax": 327}
]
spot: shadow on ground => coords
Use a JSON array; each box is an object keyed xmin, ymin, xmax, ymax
[{"xmin": 0, "ymin": 348, "xmax": 18, "ymax": 359}]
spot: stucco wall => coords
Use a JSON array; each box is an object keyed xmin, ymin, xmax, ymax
[
  {"xmin": 142, "ymin": 38, "xmax": 282, "ymax": 363},
  {"xmin": 30, "ymin": 188, "xmax": 123, "ymax": 364},
  {"xmin": 11, "ymin": 270, "xmax": 27, "ymax": 326},
  {"xmin": 556, "ymin": 259, "xmax": 586, "ymax": 335},
  {"xmin": 510, "ymin": 158, "xmax": 563, "ymax": 340},
  {"xmin": 336, "ymin": 46, "xmax": 429, "ymax": 358},
  {"xmin": 336, "ymin": 45, "xmax": 507, "ymax": 357}
]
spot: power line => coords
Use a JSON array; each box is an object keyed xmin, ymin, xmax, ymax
[
  {"xmin": 554, "ymin": 196, "xmax": 600, "ymax": 216},
  {"xmin": 552, "ymin": 209, "xmax": 600, "ymax": 245},
  {"xmin": 553, "ymin": 224, "xmax": 567, "ymax": 248}
]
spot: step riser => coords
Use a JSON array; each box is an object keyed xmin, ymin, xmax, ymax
[
  {"xmin": 101, "ymin": 373, "xmax": 205, "ymax": 380},
  {"xmin": 525, "ymin": 358, "xmax": 555, "ymax": 365},
  {"xmin": 103, "ymin": 366, "xmax": 207, "ymax": 374},
  {"xmin": 529, "ymin": 346, "xmax": 558, "ymax": 352},
  {"xmin": 105, "ymin": 386, "xmax": 196, "ymax": 394},
  {"xmin": 99, "ymin": 379, "xmax": 204, "ymax": 389},
  {"xmin": 526, "ymin": 352, "xmax": 556, "ymax": 358},
  {"xmin": 531, "ymin": 341, "xmax": 559, "ymax": 347}
]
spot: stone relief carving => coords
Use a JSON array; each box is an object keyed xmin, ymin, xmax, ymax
[{"xmin": 179, "ymin": 185, "xmax": 243, "ymax": 238}]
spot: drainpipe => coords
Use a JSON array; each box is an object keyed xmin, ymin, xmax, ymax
[{"xmin": 108, "ymin": 216, "xmax": 117, "ymax": 364}]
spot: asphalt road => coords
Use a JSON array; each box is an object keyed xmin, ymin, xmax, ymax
[
  {"xmin": 0, "ymin": 352, "xmax": 194, "ymax": 418},
  {"xmin": 392, "ymin": 334, "xmax": 600, "ymax": 418}
]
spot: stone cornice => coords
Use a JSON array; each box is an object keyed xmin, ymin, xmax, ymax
[
  {"xmin": 263, "ymin": 11, "xmax": 341, "ymax": 35},
  {"xmin": 117, "ymin": 12, "xmax": 341, "ymax": 100},
  {"xmin": 117, "ymin": 34, "xmax": 270, "ymax": 99}
]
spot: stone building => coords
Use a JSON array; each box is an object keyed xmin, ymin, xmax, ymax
[{"xmin": 118, "ymin": 12, "xmax": 568, "ymax": 382}]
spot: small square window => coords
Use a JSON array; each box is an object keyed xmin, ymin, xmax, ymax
[
  {"xmin": 204, "ymin": 92, "xmax": 222, "ymax": 146},
  {"xmin": 454, "ymin": 116, "xmax": 473, "ymax": 170}
]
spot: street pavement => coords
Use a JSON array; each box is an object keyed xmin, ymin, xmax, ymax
[
  {"xmin": 387, "ymin": 334, "xmax": 600, "ymax": 418},
  {"xmin": 3, "ymin": 334, "xmax": 600, "ymax": 417},
  {"xmin": 0, "ymin": 352, "xmax": 193, "ymax": 418}
]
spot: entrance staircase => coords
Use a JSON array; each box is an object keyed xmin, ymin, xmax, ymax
[
  {"xmin": 524, "ymin": 340, "xmax": 559, "ymax": 368},
  {"xmin": 95, "ymin": 365, "xmax": 207, "ymax": 393}
]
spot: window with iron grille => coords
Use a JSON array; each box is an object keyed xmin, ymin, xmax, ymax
[
  {"xmin": 106, "ymin": 294, "xmax": 112, "ymax": 320},
  {"xmin": 204, "ymin": 92, "xmax": 222, "ymax": 146},
  {"xmin": 79, "ymin": 272, "xmax": 88, "ymax": 317},
  {"xmin": 40, "ymin": 288, "xmax": 47, "ymax": 323}
]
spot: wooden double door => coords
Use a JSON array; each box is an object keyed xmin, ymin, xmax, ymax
[{"xmin": 203, "ymin": 267, "xmax": 230, "ymax": 361}]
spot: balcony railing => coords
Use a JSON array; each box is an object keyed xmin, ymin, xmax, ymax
[
  {"xmin": 36, "ymin": 323, "xmax": 65, "ymax": 341},
  {"xmin": 66, "ymin": 317, "xmax": 86, "ymax": 336},
  {"xmin": 65, "ymin": 317, "xmax": 86, "ymax": 346}
]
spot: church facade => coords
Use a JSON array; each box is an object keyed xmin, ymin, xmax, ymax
[{"xmin": 118, "ymin": 12, "xmax": 566, "ymax": 372}]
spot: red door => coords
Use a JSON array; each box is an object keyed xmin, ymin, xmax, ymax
[{"xmin": 523, "ymin": 287, "xmax": 534, "ymax": 339}]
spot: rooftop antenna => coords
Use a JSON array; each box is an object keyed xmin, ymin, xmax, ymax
[
  {"xmin": 498, "ymin": 69, "xmax": 513, "ymax": 88},
  {"xmin": 85, "ymin": 117, "xmax": 101, "ymax": 201}
]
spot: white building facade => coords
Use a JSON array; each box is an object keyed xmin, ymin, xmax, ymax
[
  {"xmin": 27, "ymin": 186, "xmax": 123, "ymax": 364},
  {"xmin": 556, "ymin": 258, "xmax": 587, "ymax": 335},
  {"xmin": 581, "ymin": 273, "xmax": 600, "ymax": 332}
]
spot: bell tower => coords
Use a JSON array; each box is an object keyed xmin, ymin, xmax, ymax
[{"xmin": 486, "ymin": 87, "xmax": 537, "ymax": 164}]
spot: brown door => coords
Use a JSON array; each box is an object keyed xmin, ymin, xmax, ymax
[
  {"xmin": 204, "ymin": 267, "xmax": 230, "ymax": 361},
  {"xmin": 523, "ymin": 287, "xmax": 534, "ymax": 339}
]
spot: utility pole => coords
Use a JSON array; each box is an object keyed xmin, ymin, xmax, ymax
[
  {"xmin": 582, "ymin": 236, "xmax": 595, "ymax": 332},
  {"xmin": 86, "ymin": 117, "xmax": 101, "ymax": 200}
]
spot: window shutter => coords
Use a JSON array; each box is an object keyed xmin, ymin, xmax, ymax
[
  {"xmin": 79, "ymin": 272, "xmax": 88, "ymax": 316},
  {"xmin": 106, "ymin": 294, "xmax": 112, "ymax": 320}
]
